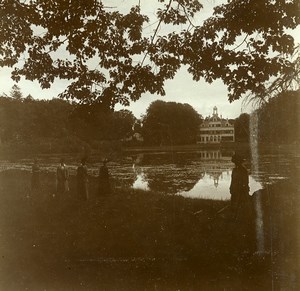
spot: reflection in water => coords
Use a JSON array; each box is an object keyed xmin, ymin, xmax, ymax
[
  {"xmin": 1, "ymin": 149, "xmax": 295, "ymax": 200},
  {"xmin": 132, "ymin": 167, "xmax": 262, "ymax": 200},
  {"xmin": 131, "ymin": 150, "xmax": 265, "ymax": 200},
  {"xmin": 145, "ymin": 167, "xmax": 204, "ymax": 194},
  {"xmin": 178, "ymin": 170, "xmax": 262, "ymax": 200},
  {"xmin": 132, "ymin": 165, "xmax": 149, "ymax": 191}
]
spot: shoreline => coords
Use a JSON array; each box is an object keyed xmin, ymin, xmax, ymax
[{"xmin": 0, "ymin": 142, "xmax": 298, "ymax": 160}]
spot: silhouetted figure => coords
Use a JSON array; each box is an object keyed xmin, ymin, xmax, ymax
[
  {"xmin": 56, "ymin": 158, "xmax": 69, "ymax": 195},
  {"xmin": 31, "ymin": 159, "xmax": 40, "ymax": 191},
  {"xmin": 98, "ymin": 159, "xmax": 111, "ymax": 196},
  {"xmin": 229, "ymin": 154, "xmax": 250, "ymax": 220},
  {"xmin": 77, "ymin": 158, "xmax": 88, "ymax": 200}
]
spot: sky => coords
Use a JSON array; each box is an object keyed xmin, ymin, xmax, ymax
[{"xmin": 1, "ymin": 0, "xmax": 299, "ymax": 119}]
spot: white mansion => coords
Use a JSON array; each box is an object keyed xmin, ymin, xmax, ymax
[{"xmin": 197, "ymin": 106, "xmax": 235, "ymax": 144}]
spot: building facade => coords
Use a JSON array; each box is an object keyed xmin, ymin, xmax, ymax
[{"xmin": 198, "ymin": 106, "xmax": 235, "ymax": 144}]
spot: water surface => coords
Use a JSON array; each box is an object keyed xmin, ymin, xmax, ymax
[{"xmin": 0, "ymin": 149, "xmax": 297, "ymax": 200}]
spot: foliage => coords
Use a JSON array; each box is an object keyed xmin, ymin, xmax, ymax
[
  {"xmin": 236, "ymin": 90, "xmax": 299, "ymax": 145},
  {"xmin": 234, "ymin": 113, "xmax": 250, "ymax": 142},
  {"xmin": 69, "ymin": 105, "xmax": 136, "ymax": 142},
  {"xmin": 255, "ymin": 89, "xmax": 300, "ymax": 144},
  {"xmin": 245, "ymin": 46, "xmax": 300, "ymax": 105},
  {"xmin": 0, "ymin": 0, "xmax": 299, "ymax": 107},
  {"xmin": 0, "ymin": 91, "xmax": 136, "ymax": 154},
  {"xmin": 142, "ymin": 100, "xmax": 201, "ymax": 145},
  {"xmin": 0, "ymin": 95, "xmax": 72, "ymax": 143},
  {"xmin": 10, "ymin": 84, "xmax": 23, "ymax": 99}
]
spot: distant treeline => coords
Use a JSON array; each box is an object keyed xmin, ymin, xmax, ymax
[
  {"xmin": 0, "ymin": 86, "xmax": 298, "ymax": 156},
  {"xmin": 0, "ymin": 88, "xmax": 136, "ymax": 156},
  {"xmin": 0, "ymin": 94, "xmax": 202, "ymax": 154}
]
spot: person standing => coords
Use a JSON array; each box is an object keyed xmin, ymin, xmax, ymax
[
  {"xmin": 77, "ymin": 158, "xmax": 89, "ymax": 200},
  {"xmin": 229, "ymin": 154, "xmax": 250, "ymax": 220},
  {"xmin": 98, "ymin": 158, "xmax": 111, "ymax": 197},
  {"xmin": 31, "ymin": 159, "xmax": 40, "ymax": 192},
  {"xmin": 56, "ymin": 158, "xmax": 69, "ymax": 195}
]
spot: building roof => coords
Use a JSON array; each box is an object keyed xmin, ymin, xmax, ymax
[{"xmin": 201, "ymin": 107, "xmax": 234, "ymax": 127}]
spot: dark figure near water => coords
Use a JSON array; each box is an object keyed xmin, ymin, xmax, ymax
[
  {"xmin": 56, "ymin": 158, "xmax": 69, "ymax": 195},
  {"xmin": 98, "ymin": 159, "xmax": 111, "ymax": 196},
  {"xmin": 229, "ymin": 154, "xmax": 250, "ymax": 220},
  {"xmin": 31, "ymin": 159, "xmax": 40, "ymax": 191},
  {"xmin": 77, "ymin": 158, "xmax": 89, "ymax": 200}
]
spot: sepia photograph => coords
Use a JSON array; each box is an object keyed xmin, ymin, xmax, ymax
[{"xmin": 0, "ymin": 0, "xmax": 299, "ymax": 290}]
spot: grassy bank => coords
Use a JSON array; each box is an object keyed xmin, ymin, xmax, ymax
[{"xmin": 0, "ymin": 170, "xmax": 298, "ymax": 290}]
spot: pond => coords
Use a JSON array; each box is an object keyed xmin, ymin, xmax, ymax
[
  {"xmin": 124, "ymin": 149, "xmax": 297, "ymax": 200},
  {"xmin": 0, "ymin": 149, "xmax": 298, "ymax": 200}
]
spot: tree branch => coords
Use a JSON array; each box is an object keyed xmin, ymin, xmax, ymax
[
  {"xmin": 140, "ymin": 0, "xmax": 173, "ymax": 66},
  {"xmin": 233, "ymin": 34, "xmax": 249, "ymax": 51},
  {"xmin": 179, "ymin": 3, "xmax": 199, "ymax": 29}
]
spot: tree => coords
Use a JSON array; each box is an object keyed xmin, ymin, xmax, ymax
[
  {"xmin": 234, "ymin": 113, "xmax": 250, "ymax": 142},
  {"xmin": 133, "ymin": 119, "xmax": 143, "ymax": 134},
  {"xmin": 10, "ymin": 84, "xmax": 23, "ymax": 100},
  {"xmin": 68, "ymin": 104, "xmax": 135, "ymax": 141},
  {"xmin": 110, "ymin": 109, "xmax": 136, "ymax": 140},
  {"xmin": 142, "ymin": 100, "xmax": 201, "ymax": 145},
  {"xmin": 255, "ymin": 89, "xmax": 300, "ymax": 144},
  {"xmin": 24, "ymin": 94, "xmax": 34, "ymax": 101},
  {"xmin": 0, "ymin": 95, "xmax": 73, "ymax": 143},
  {"xmin": 0, "ymin": 0, "xmax": 299, "ymax": 107},
  {"xmin": 0, "ymin": 95, "xmax": 137, "ymax": 154}
]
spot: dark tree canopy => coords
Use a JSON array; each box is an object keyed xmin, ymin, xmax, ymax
[
  {"xmin": 255, "ymin": 89, "xmax": 300, "ymax": 144},
  {"xmin": 0, "ymin": 0, "xmax": 299, "ymax": 107},
  {"xmin": 0, "ymin": 92, "xmax": 136, "ymax": 155},
  {"xmin": 234, "ymin": 113, "xmax": 250, "ymax": 142},
  {"xmin": 142, "ymin": 100, "xmax": 201, "ymax": 145}
]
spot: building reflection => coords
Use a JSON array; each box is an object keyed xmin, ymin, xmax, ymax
[{"xmin": 198, "ymin": 150, "xmax": 233, "ymax": 188}]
